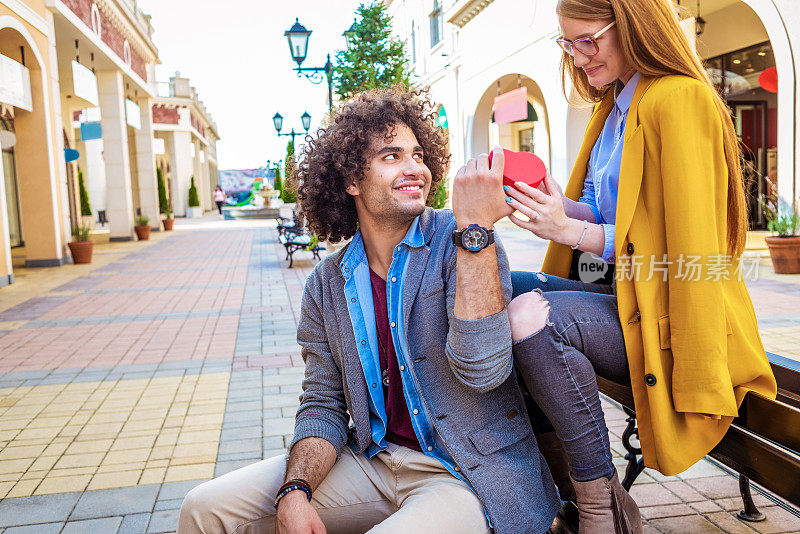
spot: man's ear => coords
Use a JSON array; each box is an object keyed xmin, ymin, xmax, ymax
[{"xmin": 345, "ymin": 181, "xmax": 360, "ymax": 197}]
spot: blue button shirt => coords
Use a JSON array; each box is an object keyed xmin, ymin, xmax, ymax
[
  {"xmin": 579, "ymin": 71, "xmax": 641, "ymax": 264},
  {"xmin": 340, "ymin": 216, "xmax": 466, "ymax": 484}
]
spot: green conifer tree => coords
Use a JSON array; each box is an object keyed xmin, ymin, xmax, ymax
[
  {"xmin": 188, "ymin": 176, "xmax": 200, "ymax": 207},
  {"xmin": 157, "ymin": 167, "xmax": 169, "ymax": 214},
  {"xmin": 78, "ymin": 169, "xmax": 92, "ymax": 216},
  {"xmin": 334, "ymin": 1, "xmax": 411, "ymax": 100},
  {"xmin": 281, "ymin": 141, "xmax": 297, "ymax": 204},
  {"xmin": 273, "ymin": 166, "xmax": 282, "ymax": 193}
]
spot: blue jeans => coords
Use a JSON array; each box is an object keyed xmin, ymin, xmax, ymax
[{"xmin": 511, "ymin": 271, "xmax": 628, "ymax": 482}]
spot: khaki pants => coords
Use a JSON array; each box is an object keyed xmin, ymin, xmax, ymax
[{"xmin": 178, "ymin": 443, "xmax": 490, "ymax": 534}]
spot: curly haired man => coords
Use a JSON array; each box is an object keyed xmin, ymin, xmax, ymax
[{"xmin": 178, "ymin": 86, "xmax": 559, "ymax": 534}]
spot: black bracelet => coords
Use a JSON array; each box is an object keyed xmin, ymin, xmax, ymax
[{"xmin": 275, "ymin": 479, "xmax": 312, "ymax": 507}]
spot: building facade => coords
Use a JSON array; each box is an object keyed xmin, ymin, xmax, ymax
[
  {"xmin": 0, "ymin": 0, "xmax": 220, "ymax": 288},
  {"xmin": 153, "ymin": 75, "xmax": 220, "ymax": 217},
  {"xmin": 387, "ymin": 0, "xmax": 799, "ymax": 228}
]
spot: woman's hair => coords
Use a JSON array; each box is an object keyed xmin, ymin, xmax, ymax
[
  {"xmin": 557, "ymin": 0, "xmax": 747, "ymax": 256},
  {"xmin": 294, "ymin": 85, "xmax": 450, "ymax": 243}
]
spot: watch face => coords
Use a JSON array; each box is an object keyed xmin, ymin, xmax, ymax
[{"xmin": 462, "ymin": 227, "xmax": 488, "ymax": 251}]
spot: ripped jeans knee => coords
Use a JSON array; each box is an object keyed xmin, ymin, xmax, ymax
[{"xmin": 509, "ymin": 288, "xmax": 554, "ymax": 343}]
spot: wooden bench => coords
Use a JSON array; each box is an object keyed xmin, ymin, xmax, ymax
[
  {"xmin": 278, "ymin": 226, "xmax": 325, "ymax": 268},
  {"xmin": 597, "ymin": 351, "xmax": 800, "ymax": 523}
]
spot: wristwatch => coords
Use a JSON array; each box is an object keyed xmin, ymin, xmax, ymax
[{"xmin": 452, "ymin": 224, "xmax": 495, "ymax": 253}]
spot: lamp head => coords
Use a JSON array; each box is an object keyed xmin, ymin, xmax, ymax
[{"xmin": 285, "ymin": 18, "xmax": 312, "ymax": 66}]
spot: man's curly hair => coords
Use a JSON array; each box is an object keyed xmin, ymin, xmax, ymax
[{"xmin": 294, "ymin": 85, "xmax": 450, "ymax": 243}]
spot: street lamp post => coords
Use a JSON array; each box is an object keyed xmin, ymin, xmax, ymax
[
  {"xmin": 273, "ymin": 111, "xmax": 311, "ymax": 145},
  {"xmin": 285, "ymin": 18, "xmax": 354, "ymax": 112}
]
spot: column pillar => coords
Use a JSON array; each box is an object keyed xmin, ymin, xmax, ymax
[
  {"xmin": 168, "ymin": 130, "xmax": 193, "ymax": 217},
  {"xmin": 0, "ymin": 136, "xmax": 13, "ymax": 286},
  {"xmin": 135, "ymin": 97, "xmax": 160, "ymax": 229},
  {"xmin": 97, "ymin": 70, "xmax": 134, "ymax": 241}
]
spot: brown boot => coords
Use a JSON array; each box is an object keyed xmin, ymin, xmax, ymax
[
  {"xmin": 537, "ymin": 431, "xmax": 576, "ymax": 502},
  {"xmin": 571, "ymin": 471, "xmax": 642, "ymax": 534}
]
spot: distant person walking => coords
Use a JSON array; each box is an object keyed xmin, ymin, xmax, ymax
[{"xmin": 213, "ymin": 186, "xmax": 226, "ymax": 215}]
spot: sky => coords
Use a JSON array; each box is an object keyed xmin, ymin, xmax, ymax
[{"xmin": 137, "ymin": 0, "xmax": 363, "ymax": 170}]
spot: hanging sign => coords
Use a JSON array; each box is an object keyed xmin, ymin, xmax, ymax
[
  {"xmin": 0, "ymin": 54, "xmax": 32, "ymax": 111},
  {"xmin": 80, "ymin": 122, "xmax": 103, "ymax": 141},
  {"xmin": 64, "ymin": 148, "xmax": 80, "ymax": 162},
  {"xmin": 71, "ymin": 61, "xmax": 99, "ymax": 106},
  {"xmin": 492, "ymin": 87, "xmax": 528, "ymax": 125},
  {"xmin": 125, "ymin": 98, "xmax": 141, "ymax": 129}
]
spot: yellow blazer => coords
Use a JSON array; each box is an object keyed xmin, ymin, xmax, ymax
[{"xmin": 542, "ymin": 75, "xmax": 777, "ymax": 475}]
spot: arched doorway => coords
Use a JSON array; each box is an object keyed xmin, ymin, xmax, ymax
[
  {"xmin": 692, "ymin": 0, "xmax": 796, "ymax": 227},
  {"xmin": 1, "ymin": 16, "xmax": 65, "ymax": 268},
  {"xmin": 471, "ymin": 74, "xmax": 552, "ymax": 170}
]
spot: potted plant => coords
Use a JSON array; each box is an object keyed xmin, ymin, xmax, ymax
[
  {"xmin": 134, "ymin": 215, "xmax": 151, "ymax": 241},
  {"xmin": 186, "ymin": 176, "xmax": 202, "ymax": 218},
  {"xmin": 68, "ymin": 226, "xmax": 93, "ymax": 264},
  {"xmin": 163, "ymin": 208, "xmax": 174, "ymax": 231},
  {"xmin": 765, "ymin": 210, "xmax": 800, "ymax": 274}
]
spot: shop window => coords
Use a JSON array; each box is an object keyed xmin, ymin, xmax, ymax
[
  {"xmin": 1, "ymin": 118, "xmax": 23, "ymax": 247},
  {"xmin": 705, "ymin": 41, "xmax": 777, "ymax": 229},
  {"xmin": 430, "ymin": 1, "xmax": 443, "ymax": 48},
  {"xmin": 518, "ymin": 127, "xmax": 534, "ymax": 154}
]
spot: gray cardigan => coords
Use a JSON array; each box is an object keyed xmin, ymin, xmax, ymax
[{"xmin": 292, "ymin": 208, "xmax": 560, "ymax": 533}]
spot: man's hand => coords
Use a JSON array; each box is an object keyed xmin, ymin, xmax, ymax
[
  {"xmin": 276, "ymin": 491, "xmax": 326, "ymax": 534},
  {"xmin": 451, "ymin": 147, "xmax": 514, "ymax": 229}
]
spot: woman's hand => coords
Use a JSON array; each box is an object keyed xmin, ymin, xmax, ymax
[{"xmin": 504, "ymin": 174, "xmax": 571, "ymax": 243}]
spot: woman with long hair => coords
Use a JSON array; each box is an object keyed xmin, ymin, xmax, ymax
[{"xmin": 505, "ymin": 0, "xmax": 777, "ymax": 531}]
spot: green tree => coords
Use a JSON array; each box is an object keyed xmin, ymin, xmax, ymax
[
  {"xmin": 157, "ymin": 167, "xmax": 169, "ymax": 214},
  {"xmin": 430, "ymin": 180, "xmax": 448, "ymax": 209},
  {"xmin": 188, "ymin": 176, "xmax": 200, "ymax": 207},
  {"xmin": 77, "ymin": 169, "xmax": 92, "ymax": 216},
  {"xmin": 281, "ymin": 141, "xmax": 297, "ymax": 204},
  {"xmin": 273, "ymin": 166, "xmax": 282, "ymax": 193},
  {"xmin": 333, "ymin": 1, "xmax": 411, "ymax": 100}
]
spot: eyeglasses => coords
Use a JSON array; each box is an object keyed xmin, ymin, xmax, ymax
[{"xmin": 556, "ymin": 21, "xmax": 616, "ymax": 57}]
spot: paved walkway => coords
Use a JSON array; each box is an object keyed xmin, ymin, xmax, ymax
[{"xmin": 0, "ymin": 215, "xmax": 797, "ymax": 533}]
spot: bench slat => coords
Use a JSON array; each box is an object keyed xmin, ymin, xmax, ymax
[
  {"xmin": 710, "ymin": 424, "xmax": 800, "ymax": 507},
  {"xmin": 736, "ymin": 393, "xmax": 800, "ymax": 455}
]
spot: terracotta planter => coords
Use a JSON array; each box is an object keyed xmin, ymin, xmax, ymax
[
  {"xmin": 134, "ymin": 225, "xmax": 151, "ymax": 241},
  {"xmin": 163, "ymin": 218, "xmax": 175, "ymax": 231},
  {"xmin": 765, "ymin": 235, "xmax": 800, "ymax": 274},
  {"xmin": 68, "ymin": 241, "xmax": 93, "ymax": 264}
]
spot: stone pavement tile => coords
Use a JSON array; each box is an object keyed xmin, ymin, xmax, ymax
[
  {"xmin": 677, "ymin": 460, "xmax": 727, "ymax": 479},
  {"xmin": 62, "ymin": 517, "xmax": 123, "ymax": 534},
  {"xmin": 220, "ymin": 425, "xmax": 261, "ymax": 441},
  {"xmin": 660, "ymin": 480, "xmax": 708, "ymax": 502},
  {"xmin": 3, "ymin": 523, "xmax": 63, "ymax": 534},
  {"xmin": 164, "ymin": 463, "xmax": 214, "ymax": 483},
  {"xmin": 157, "ymin": 479, "xmax": 207, "ymax": 501},
  {"xmin": 686, "ymin": 476, "xmax": 745, "ymax": 500},
  {"xmin": 704, "ymin": 512, "xmax": 761, "ymax": 533},
  {"xmin": 748, "ymin": 506, "xmax": 800, "ymax": 533},
  {"xmin": 629, "ymin": 483, "xmax": 682, "ymax": 508},
  {"xmin": 118, "ymin": 513, "xmax": 152, "ymax": 534},
  {"xmin": 650, "ymin": 514, "xmax": 727, "ymax": 532},
  {"xmin": 640, "ymin": 503, "xmax": 697, "ymax": 520},
  {"xmin": 0, "ymin": 492, "xmax": 81, "ymax": 527},
  {"xmin": 716, "ymin": 494, "xmax": 775, "ymax": 511},
  {"xmin": 70, "ymin": 484, "xmax": 160, "ymax": 520},
  {"xmin": 218, "ymin": 438, "xmax": 261, "ymax": 456},
  {"xmin": 154, "ymin": 498, "xmax": 184, "ymax": 511},
  {"xmin": 147, "ymin": 509, "xmax": 180, "ymax": 533}
]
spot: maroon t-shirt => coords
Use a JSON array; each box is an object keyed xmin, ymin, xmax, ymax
[{"xmin": 369, "ymin": 268, "xmax": 421, "ymax": 452}]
